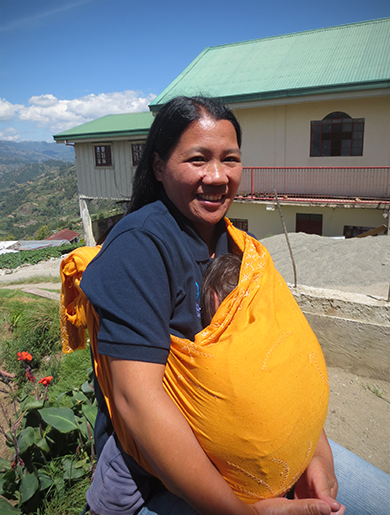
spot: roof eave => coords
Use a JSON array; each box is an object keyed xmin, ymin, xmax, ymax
[
  {"xmin": 53, "ymin": 128, "xmax": 151, "ymax": 143},
  {"xmin": 149, "ymin": 80, "xmax": 390, "ymax": 111}
]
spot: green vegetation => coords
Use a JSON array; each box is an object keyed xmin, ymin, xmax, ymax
[
  {"xmin": 0, "ymin": 242, "xmax": 83, "ymax": 270},
  {"xmin": 0, "ymin": 288, "xmax": 95, "ymax": 514},
  {"xmin": 0, "ymin": 161, "xmax": 80, "ymax": 240},
  {"xmin": 0, "ymin": 160, "xmax": 122, "ymax": 241}
]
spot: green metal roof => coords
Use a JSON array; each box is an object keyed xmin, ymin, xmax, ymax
[
  {"xmin": 53, "ymin": 111, "xmax": 154, "ymax": 141},
  {"xmin": 150, "ymin": 18, "xmax": 390, "ymax": 109}
]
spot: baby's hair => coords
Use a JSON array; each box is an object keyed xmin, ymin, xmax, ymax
[{"xmin": 200, "ymin": 253, "xmax": 242, "ymax": 327}]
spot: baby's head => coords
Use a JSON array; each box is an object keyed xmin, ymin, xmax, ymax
[{"xmin": 200, "ymin": 253, "xmax": 242, "ymax": 327}]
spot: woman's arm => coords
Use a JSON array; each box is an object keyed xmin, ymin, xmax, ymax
[
  {"xmin": 294, "ymin": 430, "xmax": 345, "ymax": 515},
  {"xmin": 109, "ymin": 358, "xmax": 335, "ymax": 515}
]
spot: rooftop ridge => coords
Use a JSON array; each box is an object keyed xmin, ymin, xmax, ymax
[{"xmin": 202, "ymin": 17, "xmax": 390, "ymax": 52}]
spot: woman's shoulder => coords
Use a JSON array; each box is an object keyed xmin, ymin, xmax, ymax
[{"xmin": 108, "ymin": 200, "xmax": 180, "ymax": 242}]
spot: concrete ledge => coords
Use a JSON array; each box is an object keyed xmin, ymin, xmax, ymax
[
  {"xmin": 290, "ymin": 285, "xmax": 390, "ymax": 381},
  {"xmin": 20, "ymin": 287, "xmax": 60, "ymax": 302}
]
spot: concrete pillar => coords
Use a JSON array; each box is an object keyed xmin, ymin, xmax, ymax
[{"xmin": 79, "ymin": 197, "xmax": 96, "ymax": 247}]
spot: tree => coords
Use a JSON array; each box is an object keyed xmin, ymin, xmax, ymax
[{"xmin": 35, "ymin": 224, "xmax": 51, "ymax": 240}]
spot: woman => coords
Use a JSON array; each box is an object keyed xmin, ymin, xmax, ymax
[{"xmin": 80, "ymin": 96, "xmax": 387, "ymax": 515}]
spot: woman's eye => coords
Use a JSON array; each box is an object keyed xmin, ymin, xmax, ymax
[
  {"xmin": 188, "ymin": 156, "xmax": 205, "ymax": 162},
  {"xmin": 224, "ymin": 156, "xmax": 241, "ymax": 162}
]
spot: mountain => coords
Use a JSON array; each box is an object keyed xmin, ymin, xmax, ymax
[
  {"xmin": 0, "ymin": 160, "xmax": 119, "ymax": 241},
  {"xmin": 0, "ymin": 161, "xmax": 80, "ymax": 240},
  {"xmin": 0, "ymin": 141, "xmax": 120, "ymax": 241},
  {"xmin": 0, "ymin": 140, "xmax": 75, "ymax": 177}
]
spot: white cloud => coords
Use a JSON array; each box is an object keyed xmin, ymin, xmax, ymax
[
  {"xmin": 0, "ymin": 98, "xmax": 23, "ymax": 121},
  {"xmin": 28, "ymin": 94, "xmax": 59, "ymax": 107},
  {"xmin": 0, "ymin": 127, "xmax": 20, "ymax": 141},
  {"xmin": 2, "ymin": 90, "xmax": 157, "ymax": 140}
]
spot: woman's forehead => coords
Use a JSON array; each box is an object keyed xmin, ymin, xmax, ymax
[{"xmin": 180, "ymin": 117, "xmax": 239, "ymax": 145}]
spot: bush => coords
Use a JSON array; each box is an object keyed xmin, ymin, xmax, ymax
[
  {"xmin": 0, "ymin": 352, "xmax": 96, "ymax": 514},
  {"xmin": 0, "ymin": 297, "xmax": 62, "ymax": 388}
]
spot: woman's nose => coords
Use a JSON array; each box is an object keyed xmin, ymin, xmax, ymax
[{"xmin": 203, "ymin": 160, "xmax": 228, "ymax": 184}]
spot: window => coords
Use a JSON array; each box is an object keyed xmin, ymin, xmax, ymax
[
  {"xmin": 296, "ymin": 213, "xmax": 322, "ymax": 235},
  {"xmin": 310, "ymin": 112, "xmax": 364, "ymax": 157},
  {"xmin": 132, "ymin": 143, "xmax": 146, "ymax": 166},
  {"xmin": 343, "ymin": 226, "xmax": 373, "ymax": 239},
  {"xmin": 95, "ymin": 145, "xmax": 112, "ymax": 167},
  {"xmin": 230, "ymin": 219, "xmax": 248, "ymax": 232}
]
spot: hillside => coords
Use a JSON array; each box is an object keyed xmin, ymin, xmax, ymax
[
  {"xmin": 0, "ymin": 140, "xmax": 74, "ymax": 177},
  {"xmin": 0, "ymin": 161, "xmax": 80, "ymax": 239},
  {"xmin": 0, "ymin": 160, "xmax": 119, "ymax": 240}
]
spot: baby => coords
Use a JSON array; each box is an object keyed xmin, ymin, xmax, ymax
[{"xmin": 200, "ymin": 253, "xmax": 242, "ymax": 327}]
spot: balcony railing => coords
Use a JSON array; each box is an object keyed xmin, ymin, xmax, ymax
[{"xmin": 236, "ymin": 167, "xmax": 390, "ymax": 205}]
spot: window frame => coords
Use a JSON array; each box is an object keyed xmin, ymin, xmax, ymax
[
  {"xmin": 94, "ymin": 144, "xmax": 113, "ymax": 167},
  {"xmin": 131, "ymin": 143, "xmax": 146, "ymax": 167},
  {"xmin": 229, "ymin": 218, "xmax": 248, "ymax": 232},
  {"xmin": 310, "ymin": 112, "xmax": 364, "ymax": 157}
]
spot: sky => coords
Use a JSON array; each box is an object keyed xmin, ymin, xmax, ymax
[{"xmin": 0, "ymin": 0, "xmax": 389, "ymax": 142}]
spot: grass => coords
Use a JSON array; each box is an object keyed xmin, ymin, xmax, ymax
[
  {"xmin": 49, "ymin": 346, "xmax": 92, "ymax": 403},
  {"xmin": 0, "ymin": 288, "xmax": 91, "ymax": 387},
  {"xmin": 42, "ymin": 473, "xmax": 90, "ymax": 515},
  {"xmin": 0, "ymin": 287, "xmax": 94, "ymax": 514},
  {"xmin": 0, "ymin": 275, "xmax": 61, "ymax": 286},
  {"xmin": 361, "ymin": 382, "xmax": 390, "ymax": 404}
]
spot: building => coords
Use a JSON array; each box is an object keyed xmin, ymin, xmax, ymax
[
  {"xmin": 44, "ymin": 229, "xmax": 80, "ymax": 244},
  {"xmin": 54, "ymin": 18, "xmax": 390, "ymax": 242},
  {"xmin": 54, "ymin": 112, "xmax": 154, "ymax": 244}
]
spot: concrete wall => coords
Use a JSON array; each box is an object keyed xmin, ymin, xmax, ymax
[
  {"xmin": 290, "ymin": 285, "xmax": 390, "ymax": 381},
  {"xmin": 235, "ymin": 95, "xmax": 390, "ymax": 168},
  {"xmin": 227, "ymin": 201, "xmax": 388, "ymax": 239}
]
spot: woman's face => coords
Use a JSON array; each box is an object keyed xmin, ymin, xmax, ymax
[{"xmin": 153, "ymin": 117, "xmax": 242, "ymax": 243}]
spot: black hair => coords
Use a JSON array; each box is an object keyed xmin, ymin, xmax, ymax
[
  {"xmin": 127, "ymin": 96, "xmax": 242, "ymax": 214},
  {"xmin": 200, "ymin": 253, "xmax": 242, "ymax": 327}
]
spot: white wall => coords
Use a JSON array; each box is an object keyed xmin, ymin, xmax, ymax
[{"xmin": 235, "ymin": 95, "xmax": 390, "ymax": 168}]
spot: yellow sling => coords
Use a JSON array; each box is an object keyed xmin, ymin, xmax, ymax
[{"xmin": 60, "ymin": 220, "xmax": 329, "ymax": 502}]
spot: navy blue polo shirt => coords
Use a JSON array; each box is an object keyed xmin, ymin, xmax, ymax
[
  {"xmin": 81, "ymin": 193, "xmax": 229, "ymax": 457},
  {"xmin": 81, "ymin": 193, "xmax": 229, "ymax": 365}
]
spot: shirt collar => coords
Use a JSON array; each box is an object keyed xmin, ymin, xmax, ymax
[{"xmin": 160, "ymin": 190, "xmax": 229, "ymax": 264}]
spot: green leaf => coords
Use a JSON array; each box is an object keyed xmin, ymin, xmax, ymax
[
  {"xmin": 17, "ymin": 427, "xmax": 35, "ymax": 454},
  {"xmin": 20, "ymin": 473, "xmax": 39, "ymax": 504},
  {"xmin": 20, "ymin": 396, "xmax": 44, "ymax": 412},
  {"xmin": 62, "ymin": 459, "xmax": 85, "ymax": 480},
  {"xmin": 77, "ymin": 419, "xmax": 88, "ymax": 438},
  {"xmin": 82, "ymin": 404, "xmax": 97, "ymax": 429},
  {"xmin": 0, "ymin": 457, "xmax": 12, "ymax": 471},
  {"xmin": 36, "ymin": 437, "xmax": 50, "ymax": 453},
  {"xmin": 82, "ymin": 380, "xmax": 94, "ymax": 394},
  {"xmin": 0, "ymin": 497, "xmax": 20, "ymax": 514},
  {"xmin": 73, "ymin": 390, "xmax": 88, "ymax": 403},
  {"xmin": 0, "ymin": 469, "xmax": 18, "ymax": 497},
  {"xmin": 38, "ymin": 408, "xmax": 78, "ymax": 433},
  {"xmin": 38, "ymin": 470, "xmax": 53, "ymax": 491}
]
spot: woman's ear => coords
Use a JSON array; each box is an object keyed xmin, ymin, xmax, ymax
[{"xmin": 153, "ymin": 153, "xmax": 164, "ymax": 182}]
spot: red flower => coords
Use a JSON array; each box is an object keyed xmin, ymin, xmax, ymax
[
  {"xmin": 25, "ymin": 369, "xmax": 35, "ymax": 383},
  {"xmin": 38, "ymin": 376, "xmax": 53, "ymax": 387},
  {"xmin": 17, "ymin": 351, "xmax": 32, "ymax": 362}
]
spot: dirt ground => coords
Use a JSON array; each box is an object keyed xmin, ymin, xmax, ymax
[{"xmin": 1, "ymin": 253, "xmax": 389, "ymax": 476}]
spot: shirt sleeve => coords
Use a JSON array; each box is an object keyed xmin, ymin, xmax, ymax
[{"xmin": 81, "ymin": 228, "xmax": 176, "ymax": 364}]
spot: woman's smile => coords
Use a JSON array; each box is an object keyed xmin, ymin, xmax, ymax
[{"xmin": 153, "ymin": 116, "xmax": 242, "ymax": 245}]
